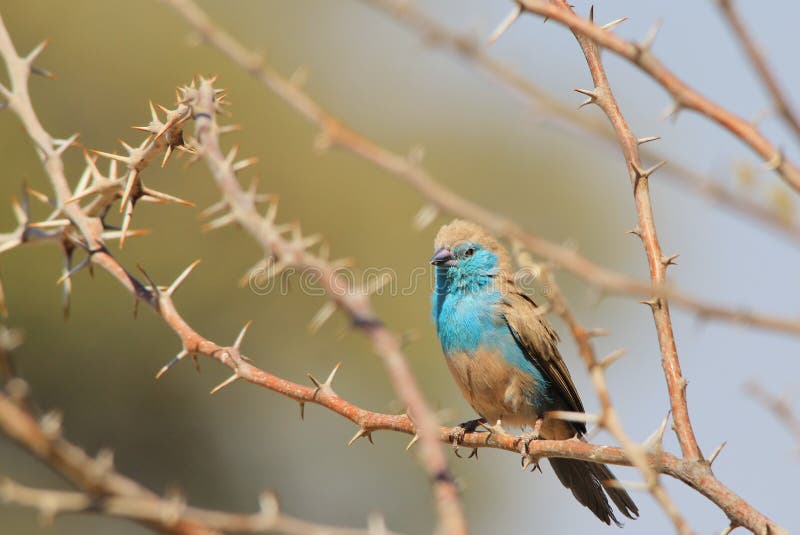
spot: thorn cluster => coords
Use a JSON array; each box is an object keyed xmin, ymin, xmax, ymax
[{"xmin": 88, "ymin": 84, "xmax": 202, "ymax": 247}]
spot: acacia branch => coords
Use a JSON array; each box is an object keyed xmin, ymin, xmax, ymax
[
  {"xmin": 362, "ymin": 0, "xmax": 800, "ymax": 245},
  {"xmin": 0, "ymin": 379, "xmax": 390, "ymax": 535},
  {"xmin": 188, "ymin": 79, "xmax": 467, "ymax": 535},
  {"xmin": 554, "ymin": 0, "xmax": 700, "ymax": 462},
  {"xmin": 543, "ymin": 2, "xmax": 784, "ymax": 533},
  {"xmin": 717, "ymin": 0, "xmax": 800, "ymax": 144},
  {"xmin": 162, "ymin": 0, "xmax": 800, "ymax": 338},
  {"xmin": 0, "ymin": 317, "xmax": 786, "ymax": 534},
  {"xmin": 514, "ymin": 0, "xmax": 800, "ymax": 193},
  {"xmin": 550, "ymin": 3, "xmax": 693, "ymax": 530},
  {"xmin": 0, "ymin": 7, "xmax": 793, "ymax": 535},
  {"xmin": 513, "ymin": 249, "xmax": 688, "ymax": 532},
  {"xmin": 0, "ymin": 478, "xmax": 392, "ymax": 535},
  {"xmin": 0, "ymin": 386, "xmax": 218, "ymax": 535},
  {"xmin": 0, "ymin": 18, "xmax": 465, "ymax": 535}
]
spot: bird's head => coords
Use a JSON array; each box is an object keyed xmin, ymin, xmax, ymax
[{"xmin": 430, "ymin": 220, "xmax": 510, "ymax": 291}]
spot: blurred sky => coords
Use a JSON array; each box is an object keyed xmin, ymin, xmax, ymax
[{"xmin": 0, "ymin": 1, "xmax": 799, "ymax": 534}]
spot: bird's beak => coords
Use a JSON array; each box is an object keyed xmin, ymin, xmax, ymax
[{"xmin": 430, "ymin": 247, "xmax": 456, "ymax": 266}]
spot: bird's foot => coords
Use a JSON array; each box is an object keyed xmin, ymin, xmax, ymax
[
  {"xmin": 514, "ymin": 418, "xmax": 544, "ymax": 455},
  {"xmin": 448, "ymin": 418, "xmax": 485, "ymax": 459},
  {"xmin": 515, "ymin": 418, "xmax": 544, "ymax": 473},
  {"xmin": 521, "ymin": 454, "xmax": 542, "ymax": 473}
]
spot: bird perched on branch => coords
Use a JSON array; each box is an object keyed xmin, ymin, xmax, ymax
[{"xmin": 430, "ymin": 219, "xmax": 638, "ymax": 526}]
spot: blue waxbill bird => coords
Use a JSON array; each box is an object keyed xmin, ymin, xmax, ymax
[{"xmin": 430, "ymin": 219, "xmax": 639, "ymax": 526}]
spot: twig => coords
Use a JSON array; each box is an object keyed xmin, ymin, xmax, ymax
[
  {"xmin": 161, "ymin": 0, "xmax": 800, "ymax": 337},
  {"xmin": 717, "ymin": 0, "xmax": 800, "ymax": 143},
  {"xmin": 189, "ymin": 79, "xmax": 467, "ymax": 535},
  {"xmin": 744, "ymin": 381, "xmax": 800, "ymax": 449},
  {"xmin": 514, "ymin": 0, "xmax": 800, "ymax": 193},
  {"xmin": 362, "ymin": 0, "xmax": 800, "ymax": 245}
]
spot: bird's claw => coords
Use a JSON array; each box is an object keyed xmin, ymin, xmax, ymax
[
  {"xmin": 514, "ymin": 418, "xmax": 544, "ymax": 455},
  {"xmin": 521, "ymin": 454, "xmax": 542, "ymax": 473},
  {"xmin": 449, "ymin": 418, "xmax": 485, "ymax": 460},
  {"xmin": 515, "ymin": 418, "xmax": 544, "ymax": 472}
]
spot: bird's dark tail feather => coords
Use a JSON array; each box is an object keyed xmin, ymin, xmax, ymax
[{"xmin": 549, "ymin": 458, "xmax": 639, "ymax": 526}]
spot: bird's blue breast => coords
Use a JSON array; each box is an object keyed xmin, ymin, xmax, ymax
[{"xmin": 432, "ymin": 274, "xmax": 550, "ymax": 406}]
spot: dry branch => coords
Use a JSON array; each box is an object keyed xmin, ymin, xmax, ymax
[
  {"xmin": 550, "ymin": 2, "xmax": 693, "ymax": 530},
  {"xmin": 744, "ymin": 382, "xmax": 800, "ymax": 450},
  {"xmin": 535, "ymin": 2, "xmax": 784, "ymax": 533},
  {"xmin": 188, "ymin": 79, "xmax": 467, "ymax": 535},
  {"xmin": 363, "ymin": 0, "xmax": 800, "ymax": 245},
  {"xmin": 1, "ymin": 478, "xmax": 391, "ymax": 535},
  {"xmin": 513, "ymin": 249, "xmax": 687, "ymax": 532},
  {"xmin": 1, "ymin": 333, "xmax": 785, "ymax": 535},
  {"xmin": 0, "ymin": 379, "xmax": 389, "ymax": 535},
  {"xmin": 0, "ymin": 386, "xmax": 218, "ymax": 535},
  {"xmin": 514, "ymin": 0, "xmax": 800, "ymax": 193},
  {"xmin": 717, "ymin": 0, "xmax": 800, "ymax": 143},
  {"xmin": 553, "ymin": 0, "xmax": 699, "ymax": 462},
  {"xmin": 0, "ymin": 16, "xmax": 463, "ymax": 535},
  {"xmin": 0, "ymin": 5, "xmax": 794, "ymax": 535},
  {"xmin": 162, "ymin": 0, "xmax": 800, "ymax": 338}
]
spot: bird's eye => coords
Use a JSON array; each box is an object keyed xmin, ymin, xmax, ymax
[{"xmin": 464, "ymin": 247, "xmax": 475, "ymax": 257}]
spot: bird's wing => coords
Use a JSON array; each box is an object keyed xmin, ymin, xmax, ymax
[{"xmin": 500, "ymin": 288, "xmax": 586, "ymax": 418}]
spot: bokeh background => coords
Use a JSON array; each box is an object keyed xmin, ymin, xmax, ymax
[{"xmin": 1, "ymin": 1, "xmax": 799, "ymax": 534}]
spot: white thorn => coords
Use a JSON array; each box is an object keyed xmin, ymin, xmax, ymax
[
  {"xmin": 167, "ymin": 260, "xmax": 202, "ymax": 296},
  {"xmin": 488, "ymin": 4, "xmax": 523, "ymax": 45},
  {"xmin": 233, "ymin": 320, "xmax": 253, "ymax": 350},
  {"xmin": 644, "ymin": 411, "xmax": 671, "ymax": 452},
  {"xmin": 210, "ymin": 373, "xmax": 239, "ymax": 394},
  {"xmin": 602, "ymin": 17, "xmax": 629, "ymax": 31}
]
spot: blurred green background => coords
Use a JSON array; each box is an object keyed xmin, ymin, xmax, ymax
[{"xmin": 1, "ymin": 1, "xmax": 799, "ymax": 534}]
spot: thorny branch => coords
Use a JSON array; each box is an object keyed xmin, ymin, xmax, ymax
[
  {"xmin": 0, "ymin": 478, "xmax": 392, "ymax": 535},
  {"xmin": 0, "ymin": 341, "xmax": 218, "ymax": 535},
  {"xmin": 162, "ymin": 0, "xmax": 800, "ymax": 338},
  {"xmin": 556, "ymin": 0, "xmax": 701, "ymax": 464},
  {"xmin": 548, "ymin": 1, "xmax": 693, "ymax": 531},
  {"xmin": 0, "ymin": 4, "xmax": 795, "ymax": 535},
  {"xmin": 0, "ymin": 313, "xmax": 785, "ymax": 535},
  {"xmin": 513, "ymin": 0, "xmax": 800, "ymax": 193},
  {"xmin": 527, "ymin": 1, "xmax": 784, "ymax": 533},
  {"xmin": 717, "ymin": 0, "xmax": 800, "ymax": 144},
  {"xmin": 188, "ymin": 79, "xmax": 467, "ymax": 535},
  {"xmin": 362, "ymin": 0, "xmax": 800, "ymax": 245},
  {"xmin": 513, "ymin": 249, "xmax": 689, "ymax": 533},
  {"xmin": 0, "ymin": 357, "xmax": 389, "ymax": 535},
  {"xmin": 0, "ymin": 15, "xmax": 466, "ymax": 535}
]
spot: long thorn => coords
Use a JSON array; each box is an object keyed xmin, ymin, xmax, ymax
[
  {"xmin": 233, "ymin": 320, "xmax": 253, "ymax": 349},
  {"xmin": 210, "ymin": 373, "xmax": 239, "ymax": 394},
  {"xmin": 707, "ymin": 441, "xmax": 727, "ymax": 465},
  {"xmin": 156, "ymin": 349, "xmax": 188, "ymax": 379},
  {"xmin": 488, "ymin": 4, "xmax": 522, "ymax": 45},
  {"xmin": 167, "ymin": 260, "xmax": 202, "ymax": 296}
]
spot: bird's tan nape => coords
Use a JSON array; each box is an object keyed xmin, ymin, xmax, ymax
[{"xmin": 434, "ymin": 219, "xmax": 511, "ymax": 271}]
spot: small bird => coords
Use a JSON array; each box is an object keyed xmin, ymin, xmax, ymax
[{"xmin": 430, "ymin": 219, "xmax": 638, "ymax": 526}]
